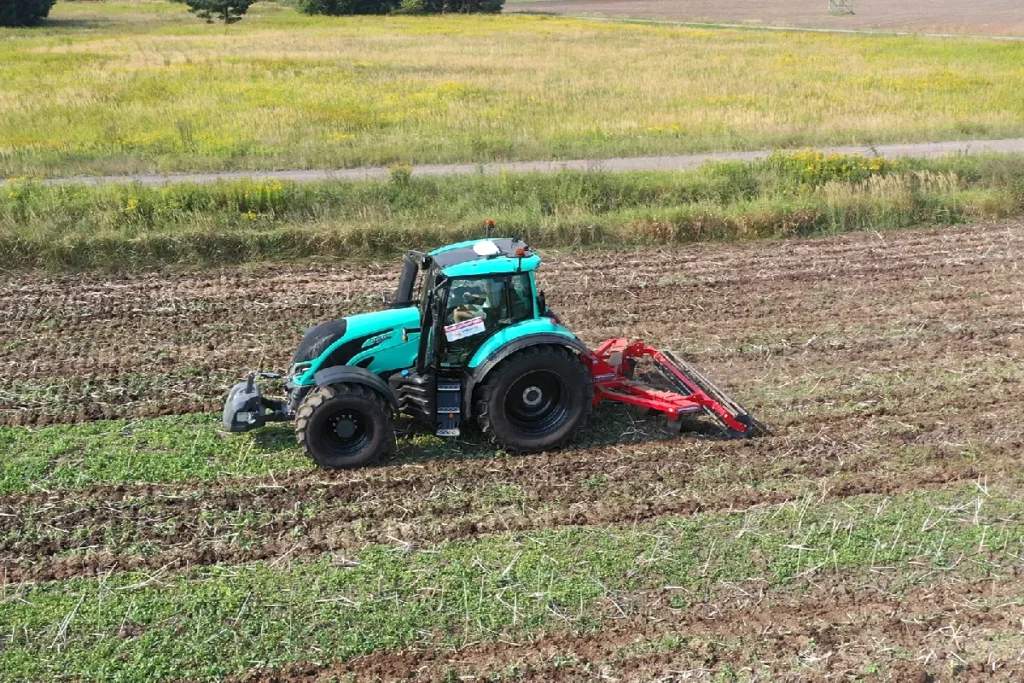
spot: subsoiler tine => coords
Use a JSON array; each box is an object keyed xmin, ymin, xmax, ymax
[{"xmin": 660, "ymin": 350, "xmax": 746, "ymax": 418}]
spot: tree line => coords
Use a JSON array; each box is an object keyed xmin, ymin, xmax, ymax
[{"xmin": 1, "ymin": 0, "xmax": 503, "ymax": 28}]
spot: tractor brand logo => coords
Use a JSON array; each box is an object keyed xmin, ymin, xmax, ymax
[{"xmin": 362, "ymin": 332, "xmax": 392, "ymax": 349}]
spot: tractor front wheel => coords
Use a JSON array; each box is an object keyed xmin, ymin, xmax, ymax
[
  {"xmin": 295, "ymin": 384, "xmax": 395, "ymax": 469},
  {"xmin": 475, "ymin": 345, "xmax": 593, "ymax": 453}
]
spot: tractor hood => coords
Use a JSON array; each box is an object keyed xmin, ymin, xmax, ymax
[{"xmin": 293, "ymin": 307, "xmax": 421, "ymax": 382}]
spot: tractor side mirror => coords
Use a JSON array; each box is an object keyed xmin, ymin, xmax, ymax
[
  {"xmin": 537, "ymin": 290, "xmax": 547, "ymax": 315},
  {"xmin": 382, "ymin": 289, "xmax": 392, "ymax": 306}
]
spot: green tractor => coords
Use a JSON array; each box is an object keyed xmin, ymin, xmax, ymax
[{"xmin": 224, "ymin": 228, "xmax": 764, "ymax": 468}]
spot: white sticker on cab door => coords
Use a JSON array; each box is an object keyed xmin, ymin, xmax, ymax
[{"xmin": 444, "ymin": 316, "xmax": 486, "ymax": 342}]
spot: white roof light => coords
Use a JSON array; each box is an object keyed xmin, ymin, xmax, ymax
[{"xmin": 472, "ymin": 240, "xmax": 501, "ymax": 257}]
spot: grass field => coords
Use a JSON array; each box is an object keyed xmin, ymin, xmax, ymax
[
  {"xmin": 4, "ymin": 151, "xmax": 1023, "ymax": 271},
  {"xmin": 2, "ymin": 1, "xmax": 1024, "ymax": 177}
]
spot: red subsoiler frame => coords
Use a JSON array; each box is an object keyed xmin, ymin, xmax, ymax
[{"xmin": 583, "ymin": 339, "xmax": 763, "ymax": 438}]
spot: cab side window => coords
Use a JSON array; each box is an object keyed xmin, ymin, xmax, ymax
[
  {"xmin": 509, "ymin": 273, "xmax": 534, "ymax": 322},
  {"xmin": 441, "ymin": 277, "xmax": 509, "ymax": 367}
]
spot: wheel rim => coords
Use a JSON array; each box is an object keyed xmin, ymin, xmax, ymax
[
  {"xmin": 322, "ymin": 407, "xmax": 372, "ymax": 458},
  {"xmin": 503, "ymin": 370, "xmax": 571, "ymax": 436}
]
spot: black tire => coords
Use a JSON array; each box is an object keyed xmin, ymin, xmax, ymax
[
  {"xmin": 475, "ymin": 345, "xmax": 593, "ymax": 453},
  {"xmin": 295, "ymin": 383, "xmax": 394, "ymax": 469}
]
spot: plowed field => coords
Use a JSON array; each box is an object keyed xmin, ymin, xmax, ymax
[
  {"xmin": 2, "ymin": 221, "xmax": 1023, "ymax": 680},
  {"xmin": 510, "ymin": 0, "xmax": 1024, "ymax": 36},
  {"xmin": 5, "ymin": 221, "xmax": 1021, "ymax": 429}
]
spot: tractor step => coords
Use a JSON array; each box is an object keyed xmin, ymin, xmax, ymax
[
  {"xmin": 586, "ymin": 339, "xmax": 766, "ymax": 438},
  {"xmin": 435, "ymin": 380, "xmax": 462, "ymax": 437}
]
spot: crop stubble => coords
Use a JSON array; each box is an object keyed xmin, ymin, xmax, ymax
[
  {"xmin": 249, "ymin": 573, "xmax": 1024, "ymax": 681},
  {"xmin": 2, "ymin": 221, "xmax": 1022, "ymax": 576},
  {"xmin": 1, "ymin": 222, "xmax": 1023, "ymax": 678}
]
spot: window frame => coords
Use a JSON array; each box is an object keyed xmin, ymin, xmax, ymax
[{"xmin": 436, "ymin": 273, "xmax": 535, "ymax": 369}]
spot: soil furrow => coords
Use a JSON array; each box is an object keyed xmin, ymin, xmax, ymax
[
  {"xmin": 0, "ymin": 461, "xmax": 994, "ymax": 583},
  {"xmin": 239, "ymin": 571, "xmax": 1024, "ymax": 682},
  {"xmin": 2, "ymin": 221, "xmax": 1020, "ymax": 426}
]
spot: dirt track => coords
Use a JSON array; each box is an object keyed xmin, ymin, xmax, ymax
[
  {"xmin": 509, "ymin": 0, "xmax": 1024, "ymax": 36},
  {"xmin": 13, "ymin": 139, "xmax": 1024, "ymax": 187}
]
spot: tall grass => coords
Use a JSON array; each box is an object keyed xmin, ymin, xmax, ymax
[
  {"xmin": 2, "ymin": 153, "xmax": 1022, "ymax": 271},
  {"xmin": 1, "ymin": 2, "xmax": 1023, "ymax": 177}
]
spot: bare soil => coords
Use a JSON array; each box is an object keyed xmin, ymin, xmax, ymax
[
  {"xmin": 2, "ymin": 221, "xmax": 1022, "ymax": 428},
  {"xmin": 508, "ymin": 0, "xmax": 1024, "ymax": 36},
  {"xmin": 2, "ymin": 220, "xmax": 1023, "ymax": 585},
  {"xmin": 2, "ymin": 222, "xmax": 1023, "ymax": 679}
]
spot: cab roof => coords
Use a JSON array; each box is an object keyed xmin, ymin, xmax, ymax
[{"xmin": 430, "ymin": 238, "xmax": 541, "ymax": 278}]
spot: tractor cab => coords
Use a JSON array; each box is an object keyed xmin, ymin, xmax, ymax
[
  {"xmin": 387, "ymin": 237, "xmax": 576, "ymax": 439},
  {"xmin": 419, "ymin": 237, "xmax": 544, "ymax": 369}
]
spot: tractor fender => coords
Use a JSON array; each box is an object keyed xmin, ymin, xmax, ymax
[
  {"xmin": 313, "ymin": 365, "xmax": 399, "ymax": 412},
  {"xmin": 462, "ymin": 334, "xmax": 592, "ymax": 418}
]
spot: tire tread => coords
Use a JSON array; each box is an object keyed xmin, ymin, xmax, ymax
[
  {"xmin": 474, "ymin": 345, "xmax": 593, "ymax": 452},
  {"xmin": 295, "ymin": 383, "xmax": 395, "ymax": 468}
]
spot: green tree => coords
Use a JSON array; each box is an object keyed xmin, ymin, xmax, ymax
[
  {"xmin": 421, "ymin": 0, "xmax": 503, "ymax": 11},
  {"xmin": 297, "ymin": 0, "xmax": 398, "ymax": 14},
  {"xmin": 174, "ymin": 0, "xmax": 256, "ymax": 24},
  {"xmin": 297, "ymin": 0, "xmax": 502, "ymax": 14},
  {"xmin": 0, "ymin": 0, "xmax": 56, "ymax": 27}
]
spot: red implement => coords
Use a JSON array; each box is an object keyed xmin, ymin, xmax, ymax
[{"xmin": 584, "ymin": 339, "xmax": 766, "ymax": 438}]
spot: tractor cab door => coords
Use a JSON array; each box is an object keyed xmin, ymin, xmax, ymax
[
  {"xmin": 415, "ymin": 266, "xmax": 445, "ymax": 374},
  {"xmin": 435, "ymin": 273, "xmax": 534, "ymax": 371}
]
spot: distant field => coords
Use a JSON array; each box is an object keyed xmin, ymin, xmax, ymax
[
  {"xmin": 1, "ymin": 1, "xmax": 1023, "ymax": 177},
  {"xmin": 507, "ymin": 0, "xmax": 1024, "ymax": 36}
]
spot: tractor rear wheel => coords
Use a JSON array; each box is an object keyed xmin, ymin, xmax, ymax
[
  {"xmin": 295, "ymin": 384, "xmax": 394, "ymax": 469},
  {"xmin": 475, "ymin": 345, "xmax": 593, "ymax": 453}
]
